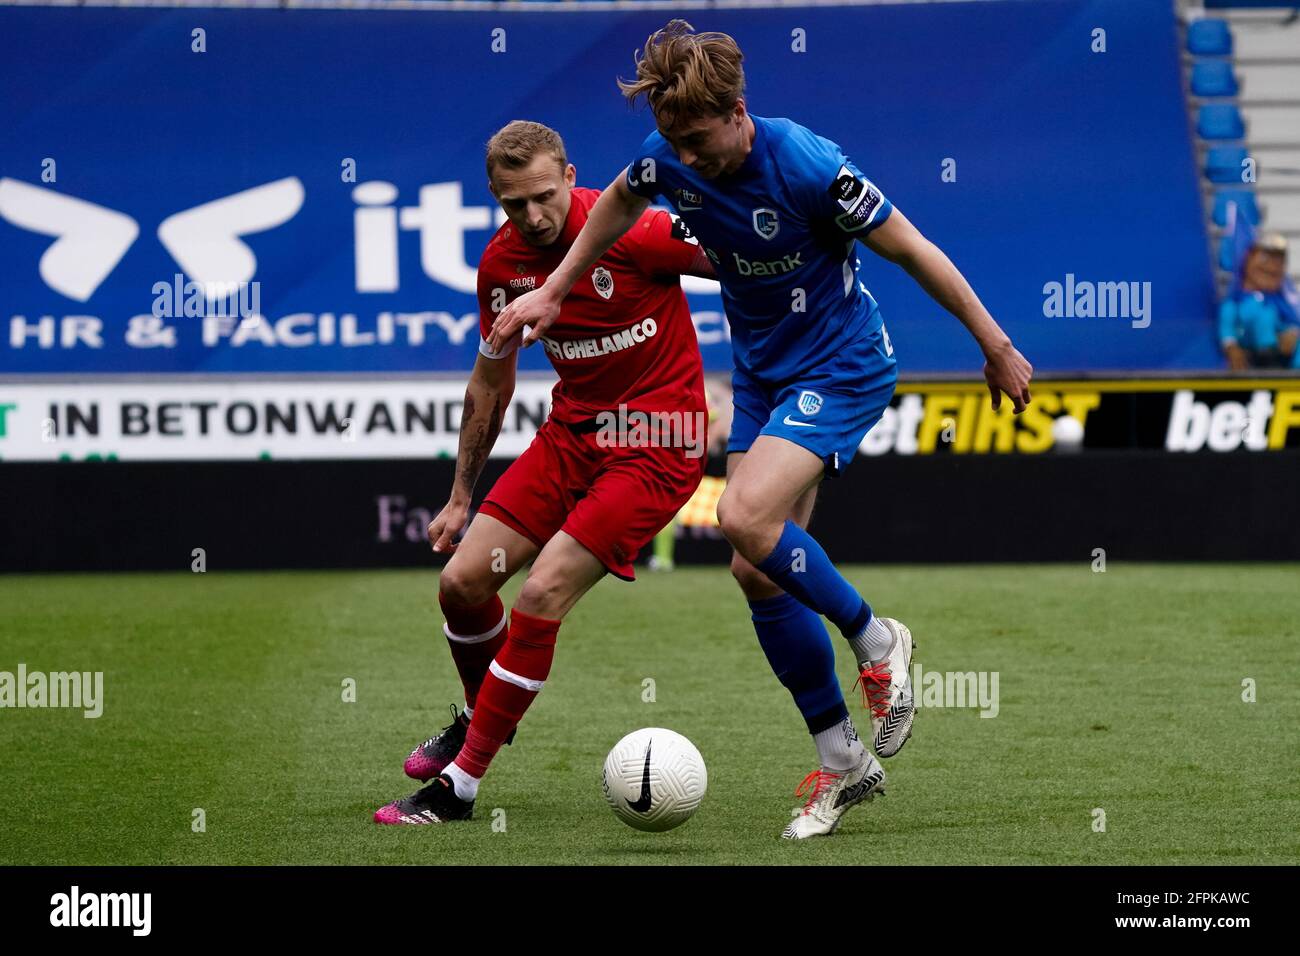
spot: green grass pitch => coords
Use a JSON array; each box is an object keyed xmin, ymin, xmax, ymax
[{"xmin": 1, "ymin": 564, "xmax": 1296, "ymax": 865}]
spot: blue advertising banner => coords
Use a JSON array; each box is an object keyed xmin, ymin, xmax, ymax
[{"xmin": 0, "ymin": 0, "xmax": 1219, "ymax": 376}]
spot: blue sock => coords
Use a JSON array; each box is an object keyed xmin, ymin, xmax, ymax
[
  {"xmin": 756, "ymin": 521, "xmax": 872, "ymax": 639},
  {"xmin": 749, "ymin": 593, "xmax": 847, "ymax": 733}
]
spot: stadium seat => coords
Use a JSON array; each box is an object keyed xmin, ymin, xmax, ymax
[
  {"xmin": 1190, "ymin": 60, "xmax": 1239, "ymax": 97},
  {"xmin": 1197, "ymin": 103, "xmax": 1245, "ymax": 140},
  {"xmin": 1187, "ymin": 19, "xmax": 1233, "ymax": 57},
  {"xmin": 1212, "ymin": 189, "xmax": 1259, "ymax": 227},
  {"xmin": 1205, "ymin": 145, "xmax": 1250, "ymax": 183}
]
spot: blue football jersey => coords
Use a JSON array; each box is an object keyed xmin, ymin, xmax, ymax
[{"xmin": 625, "ymin": 115, "xmax": 893, "ymax": 383}]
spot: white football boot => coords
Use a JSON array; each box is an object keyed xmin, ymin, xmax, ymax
[
  {"xmin": 781, "ymin": 751, "xmax": 886, "ymax": 839},
  {"xmin": 853, "ymin": 617, "xmax": 915, "ymax": 758}
]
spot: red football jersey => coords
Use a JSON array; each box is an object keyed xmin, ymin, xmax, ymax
[{"xmin": 477, "ymin": 187, "xmax": 707, "ymax": 423}]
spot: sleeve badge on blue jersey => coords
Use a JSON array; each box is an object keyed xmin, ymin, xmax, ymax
[
  {"xmin": 669, "ymin": 213, "xmax": 699, "ymax": 245},
  {"xmin": 829, "ymin": 166, "xmax": 865, "ymax": 210},
  {"xmin": 828, "ymin": 164, "xmax": 884, "ymax": 232}
]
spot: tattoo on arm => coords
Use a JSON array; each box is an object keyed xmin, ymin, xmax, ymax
[{"xmin": 455, "ymin": 391, "xmax": 504, "ymax": 495}]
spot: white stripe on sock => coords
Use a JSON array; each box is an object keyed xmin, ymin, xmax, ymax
[
  {"xmin": 444, "ymin": 613, "xmax": 507, "ymax": 645},
  {"xmin": 488, "ymin": 659, "xmax": 546, "ymax": 693}
]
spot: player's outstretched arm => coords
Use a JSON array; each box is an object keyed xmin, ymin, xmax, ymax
[
  {"xmin": 683, "ymin": 248, "xmax": 717, "ymax": 280},
  {"xmin": 486, "ymin": 171, "xmax": 650, "ymax": 352},
  {"xmin": 864, "ymin": 207, "xmax": 1034, "ymax": 413},
  {"xmin": 428, "ymin": 352, "xmax": 517, "ymax": 553}
]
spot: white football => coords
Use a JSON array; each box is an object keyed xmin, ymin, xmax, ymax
[
  {"xmin": 1052, "ymin": 413, "xmax": 1085, "ymax": 451},
  {"xmin": 602, "ymin": 728, "xmax": 707, "ymax": 832}
]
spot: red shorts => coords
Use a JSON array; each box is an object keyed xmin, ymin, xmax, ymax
[{"xmin": 479, "ymin": 417, "xmax": 706, "ymax": 580}]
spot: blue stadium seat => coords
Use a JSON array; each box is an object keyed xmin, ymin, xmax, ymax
[
  {"xmin": 1206, "ymin": 145, "xmax": 1250, "ymax": 183},
  {"xmin": 1187, "ymin": 19, "xmax": 1233, "ymax": 56},
  {"xmin": 1212, "ymin": 189, "xmax": 1259, "ymax": 227},
  {"xmin": 1197, "ymin": 103, "xmax": 1245, "ymax": 140},
  {"xmin": 1190, "ymin": 60, "xmax": 1239, "ymax": 97}
]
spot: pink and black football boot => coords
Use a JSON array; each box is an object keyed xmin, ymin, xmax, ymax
[
  {"xmin": 374, "ymin": 774, "xmax": 474, "ymax": 825},
  {"xmin": 403, "ymin": 704, "xmax": 515, "ymax": 782}
]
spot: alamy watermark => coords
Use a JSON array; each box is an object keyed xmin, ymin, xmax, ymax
[
  {"xmin": 912, "ymin": 663, "xmax": 999, "ymax": 718},
  {"xmin": 0, "ymin": 664, "xmax": 103, "ymax": 718},
  {"xmin": 50, "ymin": 886, "xmax": 150, "ymax": 936},
  {"xmin": 1042, "ymin": 274, "xmax": 1150, "ymax": 329},
  {"xmin": 152, "ymin": 273, "xmax": 261, "ymax": 320},
  {"xmin": 594, "ymin": 404, "xmax": 707, "ymax": 459}
]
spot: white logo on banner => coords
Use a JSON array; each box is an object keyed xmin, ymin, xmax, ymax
[
  {"xmin": 157, "ymin": 177, "xmax": 304, "ymax": 301},
  {"xmin": 0, "ymin": 176, "xmax": 303, "ymax": 304},
  {"xmin": 0, "ymin": 178, "xmax": 139, "ymax": 302}
]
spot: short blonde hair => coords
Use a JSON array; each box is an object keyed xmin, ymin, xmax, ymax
[
  {"xmin": 485, "ymin": 121, "xmax": 568, "ymax": 180},
  {"xmin": 617, "ymin": 20, "xmax": 745, "ymax": 131}
]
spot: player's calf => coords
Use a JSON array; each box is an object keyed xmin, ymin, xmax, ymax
[
  {"xmin": 438, "ymin": 587, "xmax": 509, "ymax": 725},
  {"xmin": 729, "ymin": 550, "xmax": 783, "ymax": 602}
]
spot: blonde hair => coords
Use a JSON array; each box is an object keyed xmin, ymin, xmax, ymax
[
  {"xmin": 485, "ymin": 121, "xmax": 568, "ymax": 180},
  {"xmin": 617, "ymin": 20, "xmax": 745, "ymax": 131}
]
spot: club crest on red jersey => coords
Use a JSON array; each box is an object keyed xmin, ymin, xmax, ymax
[{"xmin": 592, "ymin": 266, "xmax": 614, "ymax": 300}]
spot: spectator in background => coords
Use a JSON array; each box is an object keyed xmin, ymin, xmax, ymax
[{"xmin": 1219, "ymin": 232, "xmax": 1299, "ymax": 370}]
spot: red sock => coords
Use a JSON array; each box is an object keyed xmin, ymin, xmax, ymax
[
  {"xmin": 439, "ymin": 592, "xmax": 507, "ymax": 711},
  {"xmin": 454, "ymin": 608, "xmax": 560, "ymax": 779}
]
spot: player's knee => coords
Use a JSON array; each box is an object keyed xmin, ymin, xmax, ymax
[
  {"xmin": 514, "ymin": 571, "xmax": 569, "ymax": 620},
  {"xmin": 715, "ymin": 486, "xmax": 754, "ymax": 543},
  {"xmin": 438, "ymin": 557, "xmax": 497, "ymax": 608},
  {"xmin": 729, "ymin": 552, "xmax": 780, "ymax": 601},
  {"xmin": 717, "ymin": 489, "xmax": 775, "ymax": 556}
]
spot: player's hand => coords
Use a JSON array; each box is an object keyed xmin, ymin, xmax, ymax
[
  {"xmin": 488, "ymin": 286, "xmax": 562, "ymax": 353},
  {"xmin": 983, "ymin": 340, "xmax": 1033, "ymax": 413},
  {"xmin": 428, "ymin": 499, "xmax": 470, "ymax": 554}
]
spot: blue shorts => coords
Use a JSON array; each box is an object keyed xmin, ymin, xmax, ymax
[{"xmin": 728, "ymin": 318, "xmax": 898, "ymax": 477}]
